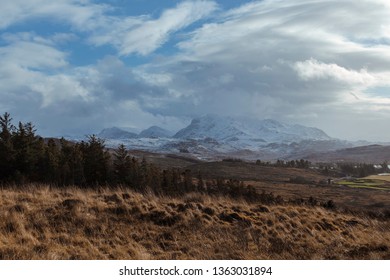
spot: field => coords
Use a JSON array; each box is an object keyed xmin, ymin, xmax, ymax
[
  {"xmin": 184, "ymin": 160, "xmax": 390, "ymax": 212},
  {"xmin": 334, "ymin": 175, "xmax": 390, "ymax": 192},
  {"xmin": 0, "ymin": 185, "xmax": 389, "ymax": 260},
  {"xmin": 1, "ymin": 157, "xmax": 389, "ymax": 260},
  {"xmin": 364, "ymin": 175, "xmax": 390, "ymax": 182}
]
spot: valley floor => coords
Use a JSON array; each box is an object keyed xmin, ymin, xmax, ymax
[{"xmin": 0, "ymin": 185, "xmax": 389, "ymax": 260}]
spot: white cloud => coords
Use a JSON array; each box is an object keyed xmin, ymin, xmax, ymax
[
  {"xmin": 0, "ymin": 34, "xmax": 68, "ymax": 70},
  {"xmin": 31, "ymin": 74, "xmax": 92, "ymax": 107},
  {"xmin": 0, "ymin": 0, "xmax": 107, "ymax": 30},
  {"xmin": 142, "ymin": 0, "xmax": 390, "ymax": 140},
  {"xmin": 0, "ymin": 33, "xmax": 70, "ymax": 107},
  {"xmin": 293, "ymin": 59, "xmax": 376, "ymax": 86},
  {"xmin": 0, "ymin": 41, "xmax": 186, "ymax": 135},
  {"xmin": 2, "ymin": 0, "xmax": 390, "ymax": 141},
  {"xmin": 89, "ymin": 1, "xmax": 218, "ymax": 56},
  {"xmin": 0, "ymin": 1, "xmax": 217, "ymax": 56}
]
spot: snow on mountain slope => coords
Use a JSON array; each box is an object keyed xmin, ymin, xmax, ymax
[
  {"xmin": 174, "ymin": 115, "xmax": 247, "ymax": 140},
  {"xmin": 138, "ymin": 126, "xmax": 173, "ymax": 138},
  {"xmin": 98, "ymin": 127, "xmax": 138, "ymax": 139},
  {"xmin": 174, "ymin": 114, "xmax": 331, "ymax": 144},
  {"xmin": 89, "ymin": 115, "xmax": 345, "ymax": 160}
]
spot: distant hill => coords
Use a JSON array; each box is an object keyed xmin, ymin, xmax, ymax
[
  {"xmin": 305, "ymin": 144, "xmax": 390, "ymax": 163},
  {"xmin": 90, "ymin": 115, "xmax": 385, "ymax": 162},
  {"xmin": 174, "ymin": 114, "xmax": 331, "ymax": 143},
  {"xmin": 138, "ymin": 126, "xmax": 173, "ymax": 138},
  {"xmin": 98, "ymin": 127, "xmax": 138, "ymax": 139}
]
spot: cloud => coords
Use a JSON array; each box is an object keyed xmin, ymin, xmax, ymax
[
  {"xmin": 0, "ymin": 39, "xmax": 187, "ymax": 135},
  {"xmin": 0, "ymin": 0, "xmax": 218, "ymax": 56},
  {"xmin": 0, "ymin": 33, "xmax": 68, "ymax": 70},
  {"xmin": 0, "ymin": 33, "xmax": 87, "ymax": 126},
  {"xmin": 0, "ymin": 33, "xmax": 70, "ymax": 111},
  {"xmin": 293, "ymin": 59, "xmax": 376, "ymax": 86},
  {"xmin": 175, "ymin": 2, "xmax": 389, "ymax": 101},
  {"xmin": 0, "ymin": 1, "xmax": 218, "ymax": 135},
  {"xmin": 125, "ymin": 0, "xmax": 390, "ymax": 140},
  {"xmin": 2, "ymin": 0, "xmax": 390, "ymax": 141},
  {"xmin": 0, "ymin": 0, "xmax": 107, "ymax": 30},
  {"xmin": 89, "ymin": 1, "xmax": 218, "ymax": 56}
]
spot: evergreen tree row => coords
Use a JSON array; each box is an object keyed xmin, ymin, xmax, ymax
[
  {"xmin": 0, "ymin": 113, "xmax": 271, "ymax": 202},
  {"xmin": 255, "ymin": 159, "xmax": 310, "ymax": 168},
  {"xmin": 0, "ymin": 112, "xmax": 111, "ymax": 185}
]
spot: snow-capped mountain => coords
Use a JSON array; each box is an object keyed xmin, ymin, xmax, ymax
[
  {"xmin": 174, "ymin": 114, "xmax": 331, "ymax": 143},
  {"xmin": 98, "ymin": 127, "xmax": 138, "ymax": 139},
  {"xmin": 90, "ymin": 115, "xmax": 353, "ymax": 160},
  {"xmin": 138, "ymin": 126, "xmax": 173, "ymax": 138}
]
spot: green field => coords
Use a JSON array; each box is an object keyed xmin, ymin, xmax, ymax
[{"xmin": 335, "ymin": 178, "xmax": 390, "ymax": 190}]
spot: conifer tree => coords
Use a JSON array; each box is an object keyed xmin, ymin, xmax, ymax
[
  {"xmin": 42, "ymin": 139, "xmax": 61, "ymax": 183},
  {"xmin": 12, "ymin": 121, "xmax": 42, "ymax": 182},
  {"xmin": 0, "ymin": 112, "xmax": 15, "ymax": 181},
  {"xmin": 81, "ymin": 135, "xmax": 110, "ymax": 185},
  {"xmin": 139, "ymin": 157, "xmax": 150, "ymax": 189},
  {"xmin": 59, "ymin": 138, "xmax": 85, "ymax": 185},
  {"xmin": 113, "ymin": 144, "xmax": 132, "ymax": 185}
]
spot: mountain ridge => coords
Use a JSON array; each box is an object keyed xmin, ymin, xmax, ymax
[
  {"xmin": 86, "ymin": 115, "xmax": 380, "ymax": 161},
  {"xmin": 90, "ymin": 114, "xmax": 353, "ymax": 160},
  {"xmin": 173, "ymin": 114, "xmax": 332, "ymax": 143},
  {"xmin": 97, "ymin": 127, "xmax": 138, "ymax": 139},
  {"xmin": 139, "ymin": 126, "xmax": 173, "ymax": 138}
]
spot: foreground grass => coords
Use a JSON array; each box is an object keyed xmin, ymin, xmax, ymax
[{"xmin": 0, "ymin": 185, "xmax": 389, "ymax": 260}]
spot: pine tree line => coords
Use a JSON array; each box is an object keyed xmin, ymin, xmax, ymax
[
  {"xmin": 1, "ymin": 113, "xmax": 275, "ymax": 202},
  {"xmin": 255, "ymin": 159, "xmax": 310, "ymax": 168},
  {"xmin": 0, "ymin": 112, "xmax": 111, "ymax": 186}
]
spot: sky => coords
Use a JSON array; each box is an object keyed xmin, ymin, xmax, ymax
[{"xmin": 1, "ymin": 0, "xmax": 390, "ymax": 141}]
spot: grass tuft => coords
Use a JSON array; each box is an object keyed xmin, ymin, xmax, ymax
[{"xmin": 0, "ymin": 184, "xmax": 389, "ymax": 260}]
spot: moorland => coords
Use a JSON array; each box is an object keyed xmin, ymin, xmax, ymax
[{"xmin": 0, "ymin": 113, "xmax": 389, "ymax": 259}]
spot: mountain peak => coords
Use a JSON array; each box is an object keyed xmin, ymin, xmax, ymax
[
  {"xmin": 138, "ymin": 126, "xmax": 172, "ymax": 138},
  {"xmin": 174, "ymin": 115, "xmax": 331, "ymax": 143},
  {"xmin": 98, "ymin": 127, "xmax": 137, "ymax": 139},
  {"xmin": 174, "ymin": 114, "xmax": 243, "ymax": 140}
]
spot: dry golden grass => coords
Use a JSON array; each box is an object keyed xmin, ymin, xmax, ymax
[
  {"xmin": 365, "ymin": 175, "xmax": 390, "ymax": 182},
  {"xmin": 0, "ymin": 185, "xmax": 389, "ymax": 260}
]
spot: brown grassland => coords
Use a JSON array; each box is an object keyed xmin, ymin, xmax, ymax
[
  {"xmin": 0, "ymin": 184, "xmax": 389, "ymax": 260},
  {"xmin": 365, "ymin": 175, "xmax": 390, "ymax": 182}
]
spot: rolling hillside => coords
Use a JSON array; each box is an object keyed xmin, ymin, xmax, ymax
[{"xmin": 306, "ymin": 145, "xmax": 390, "ymax": 163}]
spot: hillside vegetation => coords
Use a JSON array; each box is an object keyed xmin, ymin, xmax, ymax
[
  {"xmin": 1, "ymin": 113, "xmax": 389, "ymax": 260},
  {"xmin": 0, "ymin": 185, "xmax": 389, "ymax": 260}
]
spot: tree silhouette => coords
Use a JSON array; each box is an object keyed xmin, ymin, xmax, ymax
[
  {"xmin": 0, "ymin": 113, "xmax": 15, "ymax": 181},
  {"xmin": 81, "ymin": 135, "xmax": 110, "ymax": 185},
  {"xmin": 113, "ymin": 144, "xmax": 132, "ymax": 185}
]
